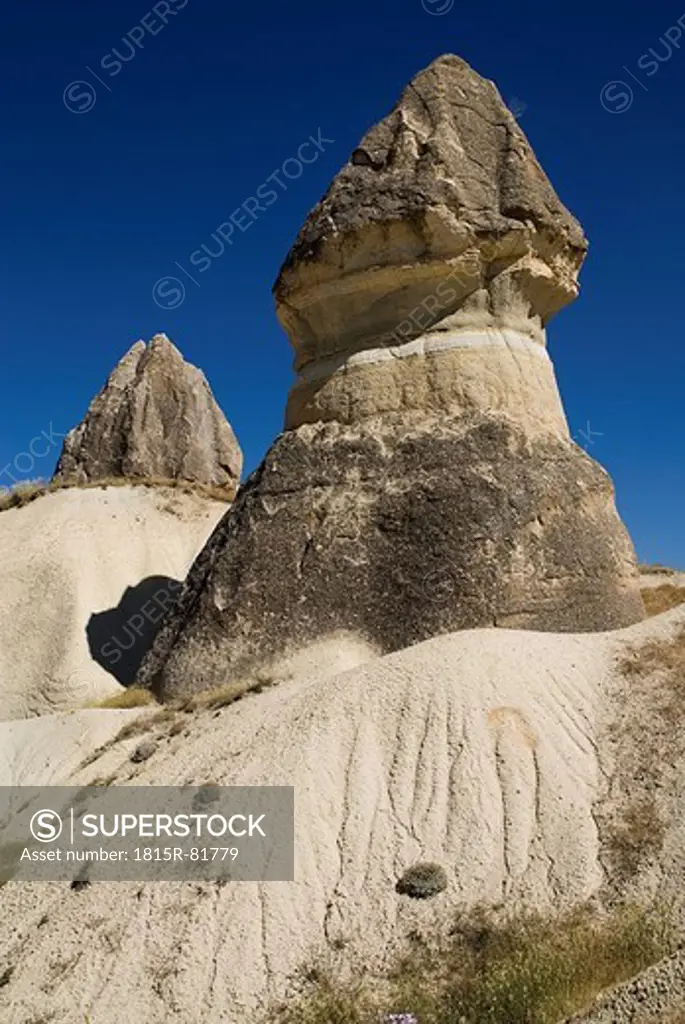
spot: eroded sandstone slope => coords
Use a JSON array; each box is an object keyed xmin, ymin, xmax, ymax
[
  {"xmin": 0, "ymin": 485, "xmax": 227, "ymax": 719},
  {"xmin": 2, "ymin": 609, "xmax": 684, "ymax": 1023}
]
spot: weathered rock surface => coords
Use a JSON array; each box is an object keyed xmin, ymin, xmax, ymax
[
  {"xmin": 140, "ymin": 55, "xmax": 643, "ymax": 700},
  {"xmin": 54, "ymin": 334, "xmax": 242, "ymax": 497},
  {"xmin": 141, "ymin": 414, "xmax": 642, "ymax": 700},
  {"xmin": 276, "ymin": 52, "xmax": 587, "ymax": 430}
]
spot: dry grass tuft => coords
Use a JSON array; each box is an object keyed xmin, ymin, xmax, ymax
[
  {"xmin": 0, "ymin": 480, "xmax": 48, "ymax": 511},
  {"xmin": 83, "ymin": 688, "xmax": 157, "ymax": 710},
  {"xmin": 112, "ymin": 707, "xmax": 177, "ymax": 742},
  {"xmin": 139, "ymin": 707, "xmax": 179, "ymax": 728},
  {"xmin": 107, "ymin": 718, "xmax": 150, "ymax": 744},
  {"xmin": 608, "ymin": 797, "xmax": 667, "ymax": 881},
  {"xmin": 89, "ymin": 775, "xmax": 117, "ymax": 787},
  {"xmin": 641, "ymin": 584, "xmax": 685, "ymax": 618},
  {"xmin": 267, "ymin": 905, "xmax": 675, "ymax": 1024},
  {"xmin": 176, "ymin": 677, "xmax": 276, "ymax": 713},
  {"xmin": 77, "ymin": 706, "xmax": 181, "ymax": 772},
  {"xmin": 167, "ymin": 718, "xmax": 187, "ymax": 737},
  {"xmin": 76, "ymin": 675, "xmax": 275, "ymax": 774}
]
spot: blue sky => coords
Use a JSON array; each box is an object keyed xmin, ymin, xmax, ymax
[{"xmin": 1, "ymin": 0, "xmax": 683, "ymax": 566}]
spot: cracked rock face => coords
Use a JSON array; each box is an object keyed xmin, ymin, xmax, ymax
[
  {"xmin": 139, "ymin": 56, "xmax": 643, "ymax": 701},
  {"xmin": 54, "ymin": 335, "xmax": 242, "ymax": 497}
]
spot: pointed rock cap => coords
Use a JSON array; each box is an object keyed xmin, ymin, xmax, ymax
[
  {"xmin": 275, "ymin": 54, "xmax": 588, "ymax": 372},
  {"xmin": 54, "ymin": 334, "xmax": 242, "ymax": 497}
]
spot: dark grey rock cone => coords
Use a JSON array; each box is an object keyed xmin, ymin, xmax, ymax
[{"xmin": 54, "ymin": 334, "xmax": 242, "ymax": 497}]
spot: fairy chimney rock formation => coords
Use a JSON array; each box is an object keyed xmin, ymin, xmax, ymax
[
  {"xmin": 140, "ymin": 56, "xmax": 644, "ymax": 702},
  {"xmin": 276, "ymin": 53, "xmax": 587, "ymax": 434},
  {"xmin": 54, "ymin": 334, "xmax": 242, "ymax": 496}
]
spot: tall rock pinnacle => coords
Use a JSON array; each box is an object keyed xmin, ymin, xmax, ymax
[
  {"xmin": 54, "ymin": 334, "xmax": 242, "ymax": 497},
  {"xmin": 276, "ymin": 53, "xmax": 588, "ymax": 433},
  {"xmin": 140, "ymin": 57, "xmax": 644, "ymax": 702}
]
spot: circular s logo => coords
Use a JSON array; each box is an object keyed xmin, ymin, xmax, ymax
[
  {"xmin": 421, "ymin": 0, "xmax": 454, "ymax": 13},
  {"xmin": 30, "ymin": 809, "xmax": 63, "ymax": 843},
  {"xmin": 152, "ymin": 276, "xmax": 186, "ymax": 310},
  {"xmin": 63, "ymin": 81, "xmax": 97, "ymax": 114},
  {"xmin": 600, "ymin": 81, "xmax": 633, "ymax": 114},
  {"xmin": 422, "ymin": 565, "xmax": 458, "ymax": 604}
]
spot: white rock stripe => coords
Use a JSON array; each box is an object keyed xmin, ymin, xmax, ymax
[{"xmin": 299, "ymin": 329, "xmax": 549, "ymax": 384}]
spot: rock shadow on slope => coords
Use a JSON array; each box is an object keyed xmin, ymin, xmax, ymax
[{"xmin": 87, "ymin": 575, "xmax": 183, "ymax": 686}]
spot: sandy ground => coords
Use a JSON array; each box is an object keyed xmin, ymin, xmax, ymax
[
  {"xmin": 1, "ymin": 606, "xmax": 684, "ymax": 1023},
  {"xmin": 0, "ymin": 486, "xmax": 227, "ymax": 720},
  {"xmin": 0, "ymin": 708, "xmax": 149, "ymax": 786}
]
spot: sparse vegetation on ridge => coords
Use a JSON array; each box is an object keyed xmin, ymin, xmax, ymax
[
  {"xmin": 266, "ymin": 905, "xmax": 675, "ymax": 1024},
  {"xmin": 618, "ymin": 623, "xmax": 685, "ymax": 686},
  {"xmin": 83, "ymin": 687, "xmax": 157, "ymax": 710},
  {"xmin": 640, "ymin": 584, "xmax": 685, "ymax": 618},
  {"xmin": 176, "ymin": 676, "xmax": 276, "ymax": 713},
  {"xmin": 75, "ymin": 677, "xmax": 275, "ymax": 774},
  {"xmin": 639, "ymin": 564, "xmax": 677, "ymax": 576},
  {"xmin": 0, "ymin": 474, "xmax": 233, "ymax": 514},
  {"xmin": 0, "ymin": 479, "xmax": 47, "ymax": 510},
  {"xmin": 598, "ymin": 625, "xmax": 685, "ymax": 889},
  {"xmin": 607, "ymin": 796, "xmax": 667, "ymax": 883}
]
